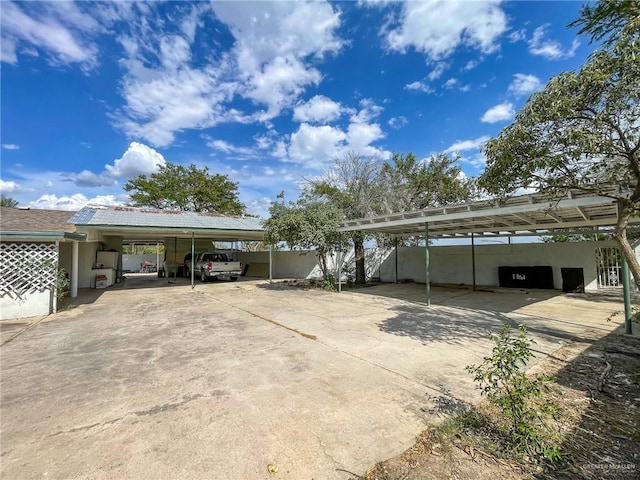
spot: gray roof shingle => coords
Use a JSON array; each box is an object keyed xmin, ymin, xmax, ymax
[{"xmin": 0, "ymin": 207, "xmax": 77, "ymax": 233}]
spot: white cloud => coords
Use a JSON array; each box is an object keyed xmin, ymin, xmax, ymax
[
  {"xmin": 0, "ymin": 1, "xmax": 100, "ymax": 68},
  {"xmin": 2, "ymin": 144, "xmax": 20, "ymax": 150},
  {"xmin": 116, "ymin": 2, "xmax": 343, "ymax": 145},
  {"xmin": 285, "ymin": 99, "xmax": 389, "ymax": 167},
  {"xmin": 27, "ymin": 193, "xmax": 123, "ymax": 211},
  {"xmin": 462, "ymin": 59, "xmax": 480, "ymax": 71},
  {"xmin": 444, "ymin": 78, "xmax": 458, "ymax": 89},
  {"xmin": 347, "ymin": 122, "xmax": 384, "ymax": 153},
  {"xmin": 384, "ymin": 0, "xmax": 508, "ymax": 61},
  {"xmin": 481, "ymin": 102, "xmax": 515, "ymax": 123},
  {"xmin": 508, "ymin": 73, "xmax": 542, "ymax": 97},
  {"xmin": 105, "ymin": 142, "xmax": 166, "ymax": 178},
  {"xmin": 116, "ymin": 59, "xmax": 236, "ymax": 147},
  {"xmin": 213, "ymin": 1, "xmax": 343, "ymax": 120},
  {"xmin": 388, "ymin": 116, "xmax": 408, "ymax": 129},
  {"xmin": 445, "ymin": 136, "xmax": 491, "ymax": 154},
  {"xmin": 67, "ymin": 170, "xmax": 116, "ymax": 188},
  {"xmin": 508, "ymin": 28, "xmax": 526, "ymax": 43},
  {"xmin": 350, "ymin": 98, "xmax": 383, "ymax": 124},
  {"xmin": 405, "ymin": 81, "xmax": 434, "ymax": 94},
  {"xmin": 293, "ymin": 95, "xmax": 343, "ymax": 123},
  {"xmin": 0, "ymin": 179, "xmax": 21, "ymax": 193},
  {"xmin": 1, "ymin": 37, "xmax": 17, "ymax": 64},
  {"xmin": 207, "ymin": 139, "xmax": 258, "ymax": 159},
  {"xmin": 427, "ymin": 61, "xmax": 449, "ymax": 81},
  {"xmin": 288, "ymin": 123, "xmax": 348, "ymax": 166},
  {"xmin": 528, "ymin": 25, "xmax": 579, "ymax": 60},
  {"xmin": 460, "ymin": 152, "xmax": 488, "ymax": 170},
  {"xmin": 67, "ymin": 142, "xmax": 166, "ymax": 187}
]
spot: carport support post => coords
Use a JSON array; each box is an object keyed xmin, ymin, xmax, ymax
[
  {"xmin": 191, "ymin": 232, "xmax": 195, "ymax": 289},
  {"xmin": 337, "ymin": 243, "xmax": 342, "ymax": 293},
  {"xmin": 53, "ymin": 240, "xmax": 59, "ymax": 313},
  {"xmin": 471, "ymin": 233, "xmax": 477, "ymax": 292},
  {"xmin": 394, "ymin": 237, "xmax": 398, "ymax": 284},
  {"xmin": 71, "ymin": 240, "xmax": 79, "ymax": 298},
  {"xmin": 269, "ymin": 245, "xmax": 273, "ymax": 284},
  {"xmin": 424, "ymin": 223, "xmax": 430, "ymax": 306},
  {"xmin": 621, "ymin": 254, "xmax": 632, "ymax": 334}
]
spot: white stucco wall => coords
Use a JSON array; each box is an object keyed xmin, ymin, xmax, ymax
[
  {"xmin": 378, "ymin": 240, "xmax": 618, "ymax": 291},
  {"xmin": 78, "ymin": 242, "xmax": 100, "ymax": 289},
  {"xmin": 1, "ymin": 289, "xmax": 52, "ymax": 320},
  {"xmin": 122, "ymin": 254, "xmax": 160, "ymax": 272},
  {"xmin": 242, "ymin": 240, "xmax": 622, "ymax": 291},
  {"xmin": 239, "ymin": 251, "xmax": 324, "ymax": 278}
]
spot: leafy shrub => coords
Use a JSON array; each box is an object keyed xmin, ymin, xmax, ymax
[
  {"xmin": 57, "ymin": 268, "xmax": 70, "ymax": 304},
  {"xmin": 466, "ymin": 324, "xmax": 561, "ymax": 462}
]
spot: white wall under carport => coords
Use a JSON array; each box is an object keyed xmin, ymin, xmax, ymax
[
  {"xmin": 242, "ymin": 240, "xmax": 622, "ymax": 291},
  {"xmin": 379, "ymin": 240, "xmax": 619, "ymax": 291}
]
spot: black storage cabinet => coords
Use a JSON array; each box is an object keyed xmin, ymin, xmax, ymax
[
  {"xmin": 561, "ymin": 268, "xmax": 585, "ymax": 293},
  {"xmin": 498, "ymin": 266, "xmax": 554, "ymax": 289}
]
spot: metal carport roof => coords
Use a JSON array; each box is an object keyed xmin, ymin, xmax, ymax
[
  {"xmin": 337, "ymin": 190, "xmax": 637, "ymax": 329},
  {"xmin": 338, "ymin": 190, "xmax": 636, "ymax": 238},
  {"xmin": 69, "ymin": 206, "xmax": 265, "ymax": 241}
]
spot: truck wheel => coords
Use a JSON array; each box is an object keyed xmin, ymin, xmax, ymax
[
  {"xmin": 229, "ymin": 276, "xmax": 238, "ymax": 282},
  {"xmin": 200, "ymin": 270, "xmax": 207, "ymax": 282},
  {"xmin": 184, "ymin": 266, "xmax": 190, "ymax": 278}
]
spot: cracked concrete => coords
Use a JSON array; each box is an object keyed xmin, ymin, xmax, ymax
[{"xmin": 0, "ymin": 277, "xmax": 625, "ymax": 479}]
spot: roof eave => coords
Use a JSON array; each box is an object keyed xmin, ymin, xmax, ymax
[{"xmin": 0, "ymin": 231, "xmax": 87, "ymax": 242}]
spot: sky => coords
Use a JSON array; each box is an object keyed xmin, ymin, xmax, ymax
[{"xmin": 0, "ymin": 0, "xmax": 598, "ymax": 218}]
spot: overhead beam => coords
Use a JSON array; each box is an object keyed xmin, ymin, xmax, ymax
[
  {"xmin": 576, "ymin": 206, "xmax": 590, "ymax": 221},
  {"xmin": 339, "ymin": 195, "xmax": 614, "ymax": 232}
]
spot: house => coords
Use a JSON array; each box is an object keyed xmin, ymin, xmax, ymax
[{"xmin": 0, "ymin": 207, "xmax": 85, "ymax": 319}]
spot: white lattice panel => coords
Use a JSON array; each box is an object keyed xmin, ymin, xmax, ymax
[{"xmin": 0, "ymin": 243, "xmax": 58, "ymax": 300}]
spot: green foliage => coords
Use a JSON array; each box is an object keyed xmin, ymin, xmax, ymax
[
  {"xmin": 479, "ymin": 26, "xmax": 640, "ymax": 287},
  {"xmin": 123, "ymin": 162, "xmax": 246, "ymax": 215},
  {"xmin": 262, "ymin": 194, "xmax": 344, "ymax": 281},
  {"xmin": 466, "ymin": 324, "xmax": 561, "ymax": 462},
  {"xmin": 541, "ymin": 230, "xmax": 611, "ymax": 243},
  {"xmin": 1, "ymin": 195, "xmax": 19, "ymax": 207},
  {"xmin": 569, "ymin": 0, "xmax": 640, "ymax": 48},
  {"xmin": 122, "ymin": 244, "xmax": 165, "ymax": 254},
  {"xmin": 379, "ymin": 152, "xmax": 477, "ymax": 212},
  {"xmin": 57, "ymin": 268, "xmax": 70, "ymax": 305},
  {"xmin": 308, "ymin": 152, "xmax": 384, "ymax": 285}
]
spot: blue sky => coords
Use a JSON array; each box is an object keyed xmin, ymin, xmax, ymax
[{"xmin": 1, "ymin": 0, "xmax": 596, "ymax": 217}]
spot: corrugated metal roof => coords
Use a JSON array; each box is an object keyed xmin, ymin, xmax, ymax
[
  {"xmin": 339, "ymin": 190, "xmax": 631, "ymax": 238},
  {"xmin": 69, "ymin": 206, "xmax": 263, "ymax": 231}
]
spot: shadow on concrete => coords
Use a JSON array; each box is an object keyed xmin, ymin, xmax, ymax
[
  {"xmin": 538, "ymin": 330, "xmax": 640, "ymax": 479},
  {"xmin": 351, "ymin": 282, "xmax": 632, "ymax": 312},
  {"xmin": 377, "ymin": 302, "xmax": 607, "ymax": 349}
]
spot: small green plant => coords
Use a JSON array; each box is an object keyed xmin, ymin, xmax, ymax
[
  {"xmin": 56, "ymin": 268, "xmax": 70, "ymax": 304},
  {"xmin": 466, "ymin": 324, "xmax": 561, "ymax": 463}
]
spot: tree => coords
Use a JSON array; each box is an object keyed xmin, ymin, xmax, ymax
[
  {"xmin": 0, "ymin": 196, "xmax": 19, "ymax": 207},
  {"xmin": 541, "ymin": 231, "xmax": 611, "ymax": 243},
  {"xmin": 480, "ymin": 17, "xmax": 640, "ymax": 286},
  {"xmin": 124, "ymin": 162, "xmax": 246, "ymax": 215},
  {"xmin": 308, "ymin": 152, "xmax": 384, "ymax": 285},
  {"xmin": 569, "ymin": 0, "xmax": 639, "ymax": 48},
  {"xmin": 263, "ymin": 193, "xmax": 344, "ymax": 281},
  {"xmin": 379, "ymin": 152, "xmax": 476, "ymax": 212}
]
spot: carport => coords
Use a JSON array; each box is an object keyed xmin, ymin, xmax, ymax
[
  {"xmin": 69, "ymin": 206, "xmax": 266, "ymax": 289},
  {"xmin": 338, "ymin": 190, "xmax": 639, "ymax": 333}
]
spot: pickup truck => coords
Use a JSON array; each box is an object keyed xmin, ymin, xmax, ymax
[{"xmin": 194, "ymin": 253, "xmax": 242, "ymax": 282}]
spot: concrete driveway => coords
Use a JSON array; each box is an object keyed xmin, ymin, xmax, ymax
[{"xmin": 0, "ymin": 277, "xmax": 625, "ymax": 479}]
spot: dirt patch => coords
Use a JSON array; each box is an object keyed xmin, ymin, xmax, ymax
[{"xmin": 354, "ymin": 330, "xmax": 640, "ymax": 480}]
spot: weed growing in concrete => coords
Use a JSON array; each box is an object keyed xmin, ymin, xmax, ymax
[{"xmin": 466, "ymin": 324, "xmax": 562, "ymax": 463}]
